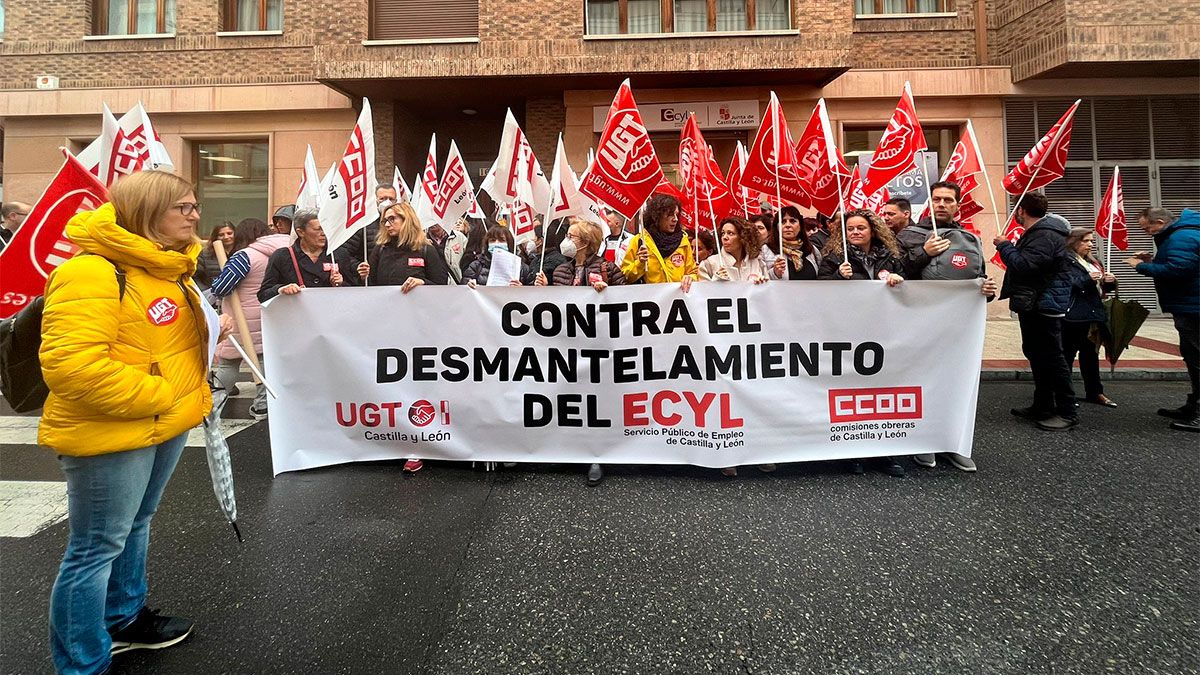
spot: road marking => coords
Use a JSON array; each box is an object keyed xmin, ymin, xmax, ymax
[
  {"xmin": 0, "ymin": 480, "xmax": 69, "ymax": 538},
  {"xmin": 0, "ymin": 418, "xmax": 259, "ymax": 446}
]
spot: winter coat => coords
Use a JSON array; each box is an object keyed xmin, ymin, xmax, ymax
[
  {"xmin": 997, "ymin": 213, "xmax": 1072, "ymax": 314},
  {"xmin": 698, "ymin": 250, "xmax": 772, "ymax": 282},
  {"xmin": 1135, "ymin": 209, "xmax": 1200, "ymax": 315},
  {"xmin": 428, "ymin": 228, "xmax": 466, "ymax": 284},
  {"xmin": 540, "ymin": 249, "xmax": 571, "ymax": 282},
  {"xmin": 551, "ymin": 254, "xmax": 627, "ymax": 287},
  {"xmin": 366, "ymin": 242, "xmax": 449, "ymax": 287},
  {"xmin": 38, "ymin": 203, "xmax": 211, "ymax": 456},
  {"xmin": 335, "ymin": 217, "xmax": 381, "ymax": 272},
  {"xmin": 897, "ymin": 217, "xmax": 987, "ymax": 280},
  {"xmin": 216, "ymin": 233, "xmax": 290, "ymax": 360},
  {"xmin": 258, "ymin": 241, "xmax": 357, "ymax": 302},
  {"xmin": 620, "ymin": 231, "xmax": 698, "ymax": 284},
  {"xmin": 817, "ymin": 243, "xmax": 902, "ymax": 281},
  {"xmin": 1064, "ymin": 256, "xmax": 1116, "ymax": 324},
  {"xmin": 193, "ymin": 245, "xmax": 221, "ymax": 289},
  {"xmin": 599, "ymin": 231, "xmax": 634, "ymax": 265},
  {"xmin": 462, "ymin": 250, "xmax": 536, "ymax": 286}
]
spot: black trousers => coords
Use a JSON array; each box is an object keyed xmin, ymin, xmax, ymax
[
  {"xmin": 1062, "ymin": 321, "xmax": 1104, "ymax": 399},
  {"xmin": 1173, "ymin": 314, "xmax": 1199, "ymax": 407},
  {"xmin": 1018, "ymin": 312, "xmax": 1077, "ymax": 417}
]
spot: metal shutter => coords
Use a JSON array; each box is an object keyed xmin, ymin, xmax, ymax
[
  {"xmin": 1152, "ymin": 97, "xmax": 1200, "ymax": 161},
  {"xmin": 1042, "ymin": 164, "xmax": 1096, "ymax": 230},
  {"xmin": 1158, "ymin": 165, "xmax": 1200, "ymax": 218},
  {"xmin": 372, "ymin": 0, "xmax": 479, "ymax": 40},
  {"xmin": 1094, "ymin": 99, "xmax": 1151, "ymax": 160},
  {"xmin": 1099, "ymin": 165, "xmax": 1159, "ymax": 311},
  {"xmin": 1004, "ymin": 99, "xmax": 1036, "ymax": 163}
]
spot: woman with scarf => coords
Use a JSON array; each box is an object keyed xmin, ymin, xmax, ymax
[
  {"xmin": 534, "ymin": 218, "xmax": 626, "ymax": 486},
  {"xmin": 698, "ymin": 216, "xmax": 773, "ymax": 283},
  {"xmin": 1063, "ymin": 227, "xmax": 1118, "ymax": 407},
  {"xmin": 771, "ymin": 206, "xmax": 820, "ymax": 280},
  {"xmin": 817, "ymin": 209, "xmax": 906, "ymax": 478},
  {"xmin": 620, "ymin": 193, "xmax": 696, "ymax": 293}
]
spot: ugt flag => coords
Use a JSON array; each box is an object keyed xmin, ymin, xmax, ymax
[
  {"xmin": 579, "ymin": 79, "xmax": 664, "ymax": 219},
  {"xmin": 1003, "ymin": 100, "xmax": 1080, "ymax": 195},
  {"xmin": 0, "ymin": 150, "xmax": 108, "ymax": 319},
  {"xmin": 861, "ymin": 82, "xmax": 927, "ymax": 197},
  {"xmin": 319, "ymin": 99, "xmax": 377, "ymax": 253},
  {"xmin": 1095, "ymin": 167, "xmax": 1127, "ymax": 251},
  {"xmin": 795, "ymin": 99, "xmax": 852, "ymax": 219},
  {"xmin": 740, "ymin": 92, "xmax": 808, "ymax": 207}
]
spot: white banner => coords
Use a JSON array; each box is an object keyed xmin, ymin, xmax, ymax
[{"xmin": 263, "ymin": 282, "xmax": 986, "ymax": 475}]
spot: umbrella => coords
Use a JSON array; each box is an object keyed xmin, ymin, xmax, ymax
[
  {"xmin": 203, "ymin": 385, "xmax": 243, "ymax": 542},
  {"xmin": 1090, "ymin": 297, "xmax": 1150, "ymax": 372}
]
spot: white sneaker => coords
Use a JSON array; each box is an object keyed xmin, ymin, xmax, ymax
[
  {"xmin": 913, "ymin": 453, "xmax": 936, "ymax": 468},
  {"xmin": 945, "ymin": 454, "xmax": 977, "ymax": 472}
]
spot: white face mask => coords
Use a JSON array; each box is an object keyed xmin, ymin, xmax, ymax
[
  {"xmin": 559, "ymin": 238, "xmax": 577, "ymax": 259},
  {"xmin": 523, "ymin": 240, "xmax": 537, "ymax": 255},
  {"xmin": 487, "ymin": 243, "xmax": 507, "ymax": 255}
]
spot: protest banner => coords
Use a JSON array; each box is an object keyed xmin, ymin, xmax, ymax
[{"xmin": 262, "ymin": 281, "xmax": 986, "ymax": 475}]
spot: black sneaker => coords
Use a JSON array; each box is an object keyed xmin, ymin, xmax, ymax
[
  {"xmin": 1169, "ymin": 415, "xmax": 1200, "ymax": 433},
  {"xmin": 586, "ymin": 463, "xmax": 603, "ymax": 486},
  {"xmin": 1011, "ymin": 406, "xmax": 1051, "ymax": 421},
  {"xmin": 1157, "ymin": 405, "xmax": 1197, "ymax": 421},
  {"xmin": 879, "ymin": 457, "xmax": 906, "ymax": 478},
  {"xmin": 110, "ymin": 607, "xmax": 193, "ymax": 655},
  {"xmin": 1036, "ymin": 415, "xmax": 1079, "ymax": 432}
]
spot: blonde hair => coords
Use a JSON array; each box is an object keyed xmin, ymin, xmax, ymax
[
  {"xmin": 568, "ymin": 218, "xmax": 604, "ymax": 258},
  {"xmin": 377, "ymin": 200, "xmax": 428, "ymax": 250},
  {"xmin": 108, "ymin": 170, "xmax": 200, "ymax": 251},
  {"xmin": 822, "ymin": 209, "xmax": 899, "ymax": 259}
]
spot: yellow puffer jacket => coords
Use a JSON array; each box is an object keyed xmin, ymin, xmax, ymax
[
  {"xmin": 619, "ymin": 231, "xmax": 698, "ymax": 284},
  {"xmin": 38, "ymin": 203, "xmax": 212, "ymax": 456}
]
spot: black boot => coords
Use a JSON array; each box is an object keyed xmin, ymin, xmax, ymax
[{"xmin": 1169, "ymin": 414, "xmax": 1200, "ymax": 433}]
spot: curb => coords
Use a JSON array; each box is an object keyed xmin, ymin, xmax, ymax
[{"xmin": 981, "ymin": 370, "xmax": 1189, "ymax": 382}]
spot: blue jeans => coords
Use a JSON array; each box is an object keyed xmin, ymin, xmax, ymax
[{"xmin": 49, "ymin": 432, "xmax": 188, "ymax": 675}]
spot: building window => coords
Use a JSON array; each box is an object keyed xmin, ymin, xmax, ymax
[
  {"xmin": 194, "ymin": 141, "xmax": 270, "ymax": 238},
  {"xmin": 585, "ymin": 0, "xmax": 790, "ymax": 35},
  {"xmin": 94, "ymin": 0, "xmax": 176, "ymax": 35},
  {"xmin": 854, "ymin": 0, "xmax": 950, "ymax": 15},
  {"xmin": 371, "ymin": 0, "xmax": 479, "ymax": 40},
  {"xmin": 1, "ymin": 0, "xmax": 6, "ymax": 39},
  {"xmin": 223, "ymin": 0, "xmax": 283, "ymax": 32}
]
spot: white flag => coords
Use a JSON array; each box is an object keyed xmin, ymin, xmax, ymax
[
  {"xmin": 295, "ymin": 145, "xmax": 322, "ymax": 210},
  {"xmin": 431, "ymin": 140, "xmax": 475, "ymax": 228},
  {"xmin": 488, "ymin": 110, "xmax": 552, "ymax": 215},
  {"xmin": 548, "ymin": 134, "xmax": 605, "ymax": 227},
  {"xmin": 318, "ymin": 98, "xmax": 378, "ymax": 253},
  {"xmin": 391, "ymin": 166, "xmax": 411, "ymax": 203},
  {"xmin": 80, "ymin": 102, "xmax": 174, "ymax": 179},
  {"xmin": 412, "ymin": 135, "xmax": 439, "ymax": 227}
]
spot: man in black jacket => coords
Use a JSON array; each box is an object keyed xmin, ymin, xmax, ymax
[
  {"xmin": 995, "ymin": 193, "xmax": 1077, "ymax": 431},
  {"xmin": 898, "ymin": 181, "xmax": 997, "ymax": 470},
  {"xmin": 881, "ymin": 197, "xmax": 915, "ymax": 235}
]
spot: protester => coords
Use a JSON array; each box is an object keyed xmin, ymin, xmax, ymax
[
  {"xmin": 535, "ymin": 218, "xmax": 626, "ymax": 486},
  {"xmin": 807, "ymin": 216, "xmax": 830, "ymax": 251},
  {"xmin": 534, "ymin": 222, "xmax": 571, "ymax": 282},
  {"xmin": 258, "ymin": 208, "xmax": 354, "ymax": 301},
  {"xmin": 39, "ymin": 170, "xmax": 232, "ymax": 674},
  {"xmin": 772, "ymin": 206, "xmax": 820, "ymax": 280},
  {"xmin": 693, "ymin": 227, "xmax": 717, "ymax": 264},
  {"xmin": 898, "ymin": 181, "xmax": 997, "ymax": 471},
  {"xmin": 1062, "ymin": 227, "xmax": 1118, "ymax": 409},
  {"xmin": 620, "ymin": 193, "xmax": 697, "ymax": 292},
  {"xmin": 193, "ymin": 221, "xmax": 234, "ymax": 290},
  {"xmin": 427, "ymin": 220, "xmax": 467, "ymax": 284},
  {"xmin": 338, "ymin": 184, "xmax": 395, "ymax": 277},
  {"xmin": 995, "ymin": 193, "xmax": 1077, "ymax": 431},
  {"xmin": 1127, "ymin": 207, "xmax": 1200, "ymax": 432},
  {"xmin": 0, "ymin": 200, "xmax": 32, "ymax": 251},
  {"xmin": 270, "ymin": 204, "xmax": 295, "ymax": 237},
  {"xmin": 881, "ymin": 197, "xmax": 915, "ymax": 235},
  {"xmin": 698, "ymin": 216, "xmax": 772, "ymax": 283},
  {"xmin": 458, "ymin": 217, "xmax": 488, "ymax": 277},
  {"xmin": 462, "ymin": 225, "xmax": 535, "ymax": 287},
  {"xmin": 356, "ymin": 200, "xmax": 449, "ymax": 290},
  {"xmin": 749, "ymin": 212, "xmax": 778, "ymax": 270},
  {"xmin": 209, "ymin": 217, "xmax": 290, "ymax": 419},
  {"xmin": 599, "ymin": 208, "xmax": 634, "ymax": 264},
  {"xmin": 815, "ymin": 209, "xmax": 906, "ymax": 478}
]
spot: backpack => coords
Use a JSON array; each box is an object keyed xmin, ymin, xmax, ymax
[
  {"xmin": 0, "ymin": 260, "xmax": 125, "ymax": 413},
  {"xmin": 911, "ymin": 224, "xmax": 985, "ymax": 280}
]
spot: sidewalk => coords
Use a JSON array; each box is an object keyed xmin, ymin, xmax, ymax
[{"xmin": 983, "ymin": 317, "xmax": 1186, "ymax": 380}]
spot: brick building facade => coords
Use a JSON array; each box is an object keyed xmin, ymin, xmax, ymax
[{"xmin": 0, "ymin": 0, "xmax": 1195, "ymax": 309}]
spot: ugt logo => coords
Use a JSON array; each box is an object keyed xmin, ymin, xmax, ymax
[
  {"xmin": 146, "ymin": 297, "xmax": 179, "ymax": 326},
  {"xmin": 872, "ymin": 109, "xmax": 917, "ymax": 173},
  {"xmin": 598, "ymin": 112, "xmax": 656, "ymax": 184}
]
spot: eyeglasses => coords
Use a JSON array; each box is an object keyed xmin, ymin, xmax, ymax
[
  {"xmin": 383, "ymin": 215, "xmax": 402, "ymax": 226},
  {"xmin": 173, "ymin": 202, "xmax": 202, "ymax": 216}
]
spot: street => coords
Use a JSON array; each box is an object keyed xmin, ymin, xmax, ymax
[{"xmin": 2, "ymin": 381, "xmax": 1197, "ymax": 674}]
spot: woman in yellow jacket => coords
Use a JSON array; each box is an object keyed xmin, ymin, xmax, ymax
[
  {"xmin": 620, "ymin": 193, "xmax": 697, "ymax": 292},
  {"xmin": 40, "ymin": 171, "xmax": 230, "ymax": 675}
]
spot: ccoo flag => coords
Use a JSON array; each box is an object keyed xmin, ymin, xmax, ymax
[{"xmin": 318, "ymin": 99, "xmax": 378, "ymax": 253}]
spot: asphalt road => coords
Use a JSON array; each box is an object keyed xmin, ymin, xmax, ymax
[{"xmin": 2, "ymin": 381, "xmax": 1198, "ymax": 674}]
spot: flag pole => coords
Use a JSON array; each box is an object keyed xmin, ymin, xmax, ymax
[
  {"xmin": 967, "ymin": 120, "xmax": 1004, "ymax": 272},
  {"xmin": 834, "ymin": 169, "xmax": 849, "ymax": 264},
  {"xmin": 212, "ymin": 241, "xmax": 263, "ymax": 387},
  {"xmin": 1105, "ymin": 166, "xmax": 1119, "ymax": 271},
  {"xmin": 920, "ymin": 150, "xmax": 939, "ymax": 237},
  {"xmin": 1003, "ymin": 162, "xmax": 1045, "ymax": 234}
]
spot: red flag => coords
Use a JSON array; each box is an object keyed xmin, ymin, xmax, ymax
[
  {"xmin": 1096, "ymin": 167, "xmax": 1127, "ymax": 251},
  {"xmin": 990, "ymin": 216, "xmax": 1026, "ymax": 269},
  {"xmin": 0, "ymin": 151, "xmax": 108, "ymax": 319},
  {"xmin": 726, "ymin": 142, "xmax": 757, "ymax": 217},
  {"xmin": 579, "ymin": 80, "xmax": 664, "ymax": 219},
  {"xmin": 1002, "ymin": 100, "xmax": 1080, "ymax": 195},
  {"xmin": 679, "ymin": 116, "xmax": 734, "ymax": 230},
  {"xmin": 740, "ymin": 93, "xmax": 809, "ymax": 207},
  {"xmin": 862, "ymin": 82, "xmax": 928, "ymax": 197},
  {"xmin": 795, "ymin": 99, "xmax": 851, "ymax": 218}
]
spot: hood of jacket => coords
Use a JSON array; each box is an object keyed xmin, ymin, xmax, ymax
[
  {"xmin": 66, "ymin": 203, "xmax": 199, "ymax": 279},
  {"xmin": 1027, "ymin": 213, "xmax": 1071, "ymax": 237},
  {"xmin": 1163, "ymin": 208, "xmax": 1200, "ymax": 235},
  {"xmin": 247, "ymin": 233, "xmax": 292, "ymax": 257}
]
